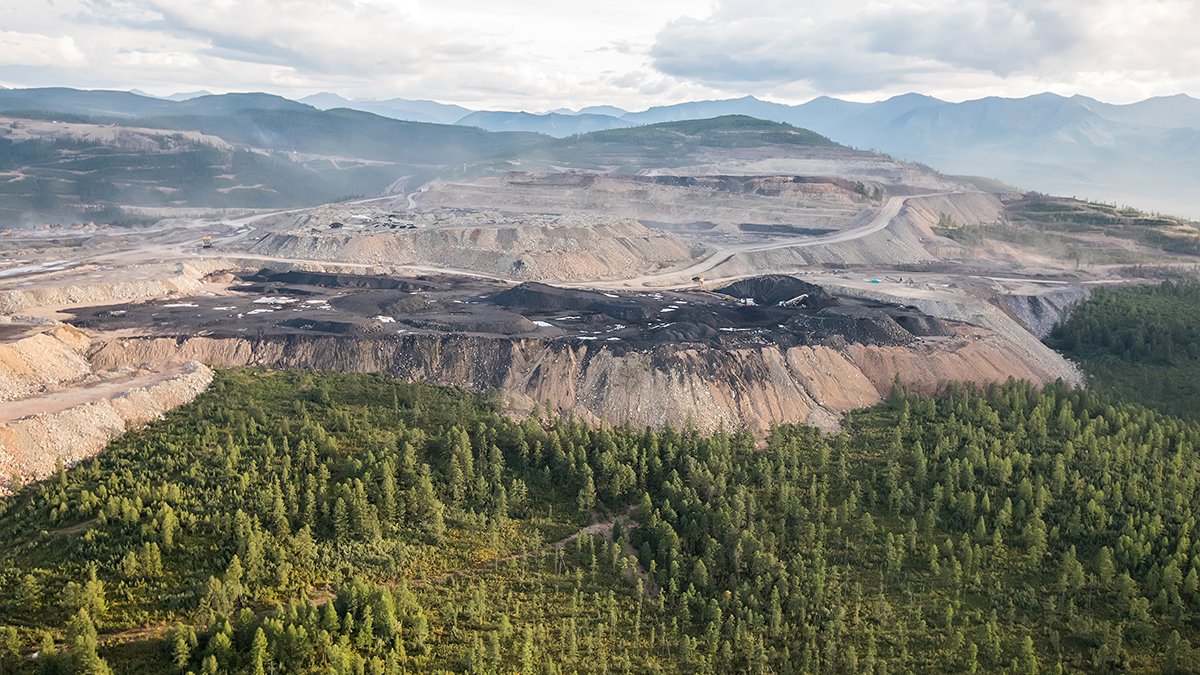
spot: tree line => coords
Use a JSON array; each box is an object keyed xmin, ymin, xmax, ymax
[{"xmin": 1, "ymin": 369, "xmax": 1199, "ymax": 673}]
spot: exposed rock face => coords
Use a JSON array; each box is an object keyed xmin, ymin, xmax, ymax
[
  {"xmin": 0, "ymin": 362, "xmax": 213, "ymax": 492},
  {"xmin": 416, "ymin": 173, "xmax": 871, "ymax": 231},
  {"xmin": 248, "ymin": 216, "xmax": 700, "ymax": 280},
  {"xmin": 0, "ymin": 326, "xmax": 93, "ymax": 401},
  {"xmin": 819, "ymin": 282, "xmax": 1084, "ymax": 387},
  {"xmin": 0, "ymin": 261, "xmax": 226, "ymax": 314},
  {"xmin": 999, "ymin": 287, "xmax": 1087, "ymax": 338},
  {"xmin": 87, "ymin": 331, "xmax": 1073, "ymax": 435}
]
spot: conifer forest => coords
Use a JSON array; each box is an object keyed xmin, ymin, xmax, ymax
[{"xmin": 1, "ymin": 286, "xmax": 1200, "ymax": 674}]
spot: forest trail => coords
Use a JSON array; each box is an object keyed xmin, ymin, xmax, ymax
[
  {"xmin": 98, "ymin": 507, "xmax": 657, "ymax": 648},
  {"xmin": 409, "ymin": 518, "xmax": 619, "ymax": 587},
  {"xmin": 410, "ymin": 506, "xmax": 657, "ymax": 597}
]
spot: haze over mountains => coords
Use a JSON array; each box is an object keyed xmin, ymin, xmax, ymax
[
  {"xmin": 309, "ymin": 90, "xmax": 1200, "ymax": 219},
  {"xmin": 447, "ymin": 92, "xmax": 1200, "ymax": 219},
  {"xmin": 2, "ymin": 86, "xmax": 1198, "ymax": 218}
]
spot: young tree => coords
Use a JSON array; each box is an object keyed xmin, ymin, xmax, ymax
[
  {"xmin": 577, "ymin": 473, "xmax": 597, "ymax": 520},
  {"xmin": 250, "ymin": 627, "xmax": 268, "ymax": 675},
  {"xmin": 66, "ymin": 609, "xmax": 110, "ymax": 675},
  {"xmin": 0, "ymin": 627, "xmax": 21, "ymax": 675}
]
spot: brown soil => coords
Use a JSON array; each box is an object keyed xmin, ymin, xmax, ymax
[{"xmin": 0, "ymin": 365, "xmax": 183, "ymax": 424}]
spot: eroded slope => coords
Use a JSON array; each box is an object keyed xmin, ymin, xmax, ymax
[{"xmin": 75, "ymin": 271, "xmax": 1080, "ymax": 436}]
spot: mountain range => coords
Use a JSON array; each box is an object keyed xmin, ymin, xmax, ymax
[
  {"xmin": 1, "ymin": 86, "xmax": 1198, "ymax": 217},
  {"xmin": 438, "ymin": 92, "xmax": 1200, "ymax": 216},
  {"xmin": 336, "ymin": 90, "xmax": 1200, "ymax": 217}
]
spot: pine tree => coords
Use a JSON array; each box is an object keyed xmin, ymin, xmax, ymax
[
  {"xmin": 1020, "ymin": 635, "xmax": 1039, "ymax": 675},
  {"xmin": 224, "ymin": 556, "xmax": 244, "ymax": 605},
  {"xmin": 0, "ymin": 627, "xmax": 21, "ymax": 675},
  {"xmin": 170, "ymin": 634, "xmax": 190, "ymax": 670},
  {"xmin": 67, "ymin": 609, "xmax": 110, "ymax": 675},
  {"xmin": 577, "ymin": 473, "xmax": 597, "ymax": 520},
  {"xmin": 520, "ymin": 626, "xmax": 535, "ymax": 675},
  {"xmin": 333, "ymin": 497, "xmax": 351, "ymax": 543},
  {"xmin": 36, "ymin": 632, "xmax": 59, "ymax": 675}
]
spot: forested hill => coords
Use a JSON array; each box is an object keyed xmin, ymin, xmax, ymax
[
  {"xmin": 0, "ymin": 106, "xmax": 852, "ymax": 225},
  {"xmin": 1, "ymin": 370, "xmax": 1199, "ymax": 674},
  {"xmin": 1048, "ymin": 280, "xmax": 1200, "ymax": 420}
]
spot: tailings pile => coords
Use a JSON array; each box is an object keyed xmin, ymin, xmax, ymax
[
  {"xmin": 68, "ymin": 271, "xmax": 963, "ymax": 353},
  {"xmin": 720, "ymin": 275, "xmax": 841, "ymax": 308}
]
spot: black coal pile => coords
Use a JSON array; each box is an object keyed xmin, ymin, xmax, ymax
[
  {"xmin": 329, "ymin": 291, "xmax": 429, "ymax": 316},
  {"xmin": 891, "ymin": 313, "xmax": 955, "ymax": 337},
  {"xmin": 786, "ymin": 306, "xmax": 915, "ymax": 347},
  {"xmin": 279, "ymin": 319, "xmax": 361, "ymax": 334},
  {"xmin": 402, "ymin": 313, "xmax": 536, "ymax": 335},
  {"xmin": 233, "ymin": 283, "xmax": 319, "ymax": 296},
  {"xmin": 244, "ymin": 270, "xmax": 433, "ymax": 291},
  {"xmin": 651, "ymin": 322, "xmax": 721, "ymax": 344},
  {"xmin": 383, "ymin": 295, "xmax": 432, "ymax": 315},
  {"xmin": 488, "ymin": 283, "xmax": 657, "ymax": 321},
  {"xmin": 720, "ymin": 275, "xmax": 840, "ymax": 308},
  {"xmin": 64, "ymin": 267, "xmax": 964, "ymax": 353}
]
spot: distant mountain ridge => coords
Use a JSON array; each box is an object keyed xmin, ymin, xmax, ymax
[
  {"xmin": 456, "ymin": 111, "xmax": 633, "ymax": 135},
  {"xmin": 442, "ymin": 92, "xmax": 1200, "ymax": 216},
  {"xmin": 298, "ymin": 93, "xmax": 470, "ymax": 125},
  {"xmin": 0, "ymin": 87, "xmax": 309, "ymax": 118},
  {"xmin": 1, "ymin": 86, "xmax": 1198, "ymax": 216}
]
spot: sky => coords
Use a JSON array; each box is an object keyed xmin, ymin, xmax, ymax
[{"xmin": 1, "ymin": 0, "xmax": 1198, "ymax": 111}]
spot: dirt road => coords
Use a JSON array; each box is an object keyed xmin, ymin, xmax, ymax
[
  {"xmin": 162, "ymin": 192, "xmax": 940, "ymax": 293},
  {"xmin": 0, "ymin": 365, "xmax": 185, "ymax": 424},
  {"xmin": 579, "ymin": 194, "xmax": 914, "ymax": 289}
]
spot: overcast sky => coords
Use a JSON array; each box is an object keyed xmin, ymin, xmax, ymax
[{"xmin": 2, "ymin": 0, "xmax": 1197, "ymax": 110}]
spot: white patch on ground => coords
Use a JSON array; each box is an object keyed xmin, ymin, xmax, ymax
[
  {"xmin": 163, "ymin": 303, "xmax": 198, "ymax": 308},
  {"xmin": 247, "ymin": 309, "xmax": 275, "ymax": 315},
  {"xmin": 532, "ymin": 320, "xmax": 553, "ymax": 327},
  {"xmin": 0, "ymin": 260, "xmax": 73, "ymax": 278},
  {"xmin": 254, "ymin": 297, "xmax": 297, "ymax": 305},
  {"xmin": 373, "ymin": 316, "xmax": 395, "ymax": 323}
]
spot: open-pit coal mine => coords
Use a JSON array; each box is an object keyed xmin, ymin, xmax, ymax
[
  {"xmin": 71, "ymin": 270, "xmax": 948, "ymax": 351},
  {"xmin": 70, "ymin": 270, "xmax": 1075, "ymax": 434}
]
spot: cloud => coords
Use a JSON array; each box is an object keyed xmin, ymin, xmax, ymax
[
  {"xmin": 146, "ymin": 0, "xmax": 493, "ymax": 77},
  {"xmin": 0, "ymin": 0, "xmax": 717, "ymax": 109},
  {"xmin": 0, "ymin": 0, "xmax": 1194, "ymax": 109},
  {"xmin": 859, "ymin": 1, "xmax": 1075, "ymax": 75},
  {"xmin": 0, "ymin": 32, "xmax": 87, "ymax": 67},
  {"xmin": 650, "ymin": 0, "xmax": 1200, "ymax": 101}
]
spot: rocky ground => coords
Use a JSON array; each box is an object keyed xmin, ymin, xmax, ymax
[
  {"xmin": 71, "ymin": 269, "xmax": 1080, "ymax": 437},
  {"xmin": 0, "ymin": 155, "xmax": 1189, "ymax": 489},
  {"xmin": 0, "ymin": 321, "xmax": 212, "ymax": 493}
]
